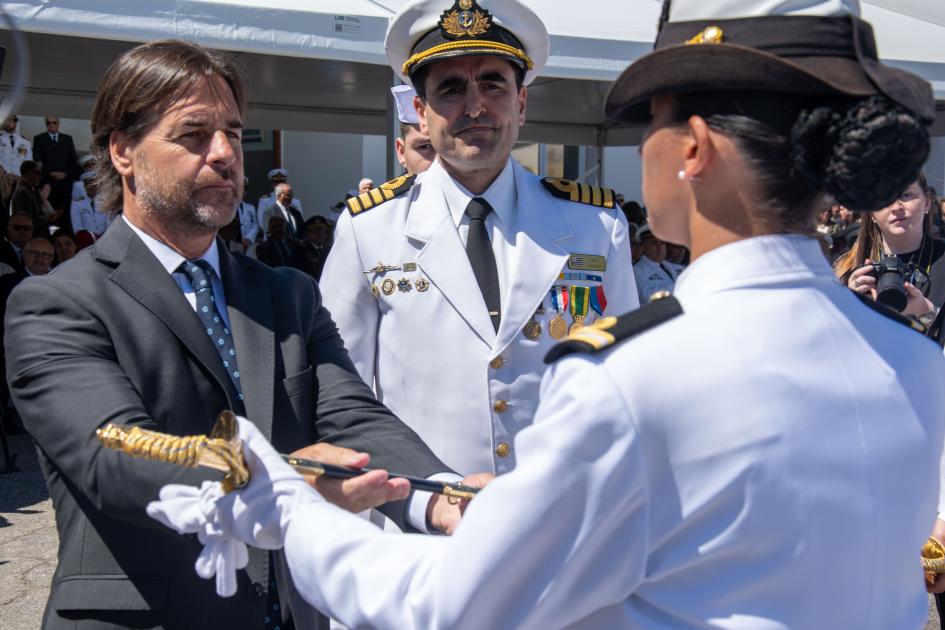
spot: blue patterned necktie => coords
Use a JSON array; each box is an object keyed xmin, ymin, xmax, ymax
[
  {"xmin": 177, "ymin": 259, "xmax": 243, "ymax": 401},
  {"xmin": 179, "ymin": 260, "xmax": 288, "ymax": 628}
]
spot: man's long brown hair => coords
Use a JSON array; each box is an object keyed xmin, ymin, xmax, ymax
[{"xmin": 90, "ymin": 39, "xmax": 247, "ymax": 214}]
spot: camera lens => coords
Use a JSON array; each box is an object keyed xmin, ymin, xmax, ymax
[{"xmin": 875, "ymin": 257, "xmax": 907, "ymax": 312}]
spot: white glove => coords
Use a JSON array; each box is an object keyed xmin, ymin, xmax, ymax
[
  {"xmin": 147, "ymin": 481, "xmax": 248, "ymax": 597},
  {"xmin": 147, "ymin": 417, "xmax": 322, "ymax": 596}
]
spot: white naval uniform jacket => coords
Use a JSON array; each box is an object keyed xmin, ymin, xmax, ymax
[
  {"xmin": 70, "ymin": 196, "xmax": 109, "ymax": 236},
  {"xmin": 634, "ymin": 255, "xmax": 675, "ymax": 303},
  {"xmin": 320, "ymin": 158, "xmax": 638, "ymax": 475},
  {"xmin": 0, "ymin": 131, "xmax": 31, "ymax": 176},
  {"xmin": 284, "ymin": 235, "xmax": 945, "ymax": 630}
]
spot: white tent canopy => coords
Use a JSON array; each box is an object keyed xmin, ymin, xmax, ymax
[{"xmin": 0, "ymin": 0, "xmax": 943, "ymax": 145}]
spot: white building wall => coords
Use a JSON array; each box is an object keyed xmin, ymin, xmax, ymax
[
  {"xmin": 282, "ymin": 131, "xmax": 390, "ymax": 219},
  {"xmin": 927, "ymin": 136, "xmax": 945, "ymax": 197},
  {"xmin": 602, "ymin": 146, "xmax": 643, "ymax": 206}
]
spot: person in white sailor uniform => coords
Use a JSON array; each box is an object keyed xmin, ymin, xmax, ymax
[
  {"xmin": 391, "ymin": 84, "xmax": 437, "ymax": 175},
  {"xmin": 319, "ymin": 0, "xmax": 638, "ymax": 479},
  {"xmin": 69, "ymin": 170, "xmax": 109, "ymax": 238},
  {"xmin": 236, "ymin": 176, "xmax": 259, "ymax": 254},
  {"xmin": 70, "ymin": 154, "xmax": 96, "ymax": 206},
  {"xmin": 0, "ymin": 114, "xmax": 32, "ymax": 179},
  {"xmin": 150, "ymin": 0, "xmax": 945, "ymax": 628},
  {"xmin": 256, "ymin": 168, "xmax": 302, "ymax": 240},
  {"xmin": 632, "ymin": 223, "xmax": 675, "ymax": 302}
]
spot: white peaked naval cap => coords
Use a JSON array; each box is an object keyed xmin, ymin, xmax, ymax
[
  {"xmin": 385, "ymin": 0, "xmax": 549, "ymax": 87},
  {"xmin": 391, "ymin": 85, "xmax": 420, "ymax": 125}
]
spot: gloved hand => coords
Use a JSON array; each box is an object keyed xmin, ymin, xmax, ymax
[
  {"xmin": 212, "ymin": 417, "xmax": 323, "ymax": 549},
  {"xmin": 147, "ymin": 481, "xmax": 248, "ymax": 597},
  {"xmin": 147, "ymin": 417, "xmax": 323, "ymax": 596}
]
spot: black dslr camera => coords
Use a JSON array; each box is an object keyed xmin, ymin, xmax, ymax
[{"xmin": 867, "ymin": 256, "xmax": 908, "ymax": 312}]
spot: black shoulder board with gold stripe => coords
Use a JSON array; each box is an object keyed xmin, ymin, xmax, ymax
[
  {"xmin": 851, "ymin": 290, "xmax": 926, "ymax": 334},
  {"xmin": 346, "ymin": 174, "xmax": 417, "ymax": 216},
  {"xmin": 544, "ymin": 296, "xmax": 683, "ymax": 364},
  {"xmin": 541, "ymin": 178, "xmax": 617, "ymax": 209}
]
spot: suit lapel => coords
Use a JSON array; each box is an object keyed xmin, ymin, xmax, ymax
[
  {"xmin": 98, "ymin": 220, "xmax": 242, "ymax": 411},
  {"xmin": 493, "ymin": 163, "xmax": 572, "ymax": 354},
  {"xmin": 406, "ymin": 172, "xmax": 496, "ymax": 348},
  {"xmin": 219, "ymin": 249, "xmax": 275, "ymax": 438}
]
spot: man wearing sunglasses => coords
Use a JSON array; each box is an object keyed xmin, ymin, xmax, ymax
[{"xmin": 32, "ymin": 116, "xmax": 80, "ymax": 222}]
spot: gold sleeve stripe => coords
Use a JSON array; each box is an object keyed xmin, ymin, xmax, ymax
[
  {"xmin": 603, "ymin": 188, "xmax": 615, "ymax": 209},
  {"xmin": 358, "ymin": 192, "xmax": 374, "ymax": 209},
  {"xmin": 567, "ymin": 328, "xmax": 616, "ymax": 350},
  {"xmin": 369, "ymin": 188, "xmax": 384, "ymax": 205},
  {"xmin": 347, "ymin": 196, "xmax": 364, "ymax": 214},
  {"xmin": 579, "ymin": 184, "xmax": 591, "ymax": 205},
  {"xmin": 591, "ymin": 185, "xmax": 602, "ymax": 207},
  {"xmin": 381, "ymin": 187, "xmax": 396, "ymax": 201}
]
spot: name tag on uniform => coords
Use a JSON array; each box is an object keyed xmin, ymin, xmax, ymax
[{"xmin": 568, "ymin": 254, "xmax": 606, "ymax": 272}]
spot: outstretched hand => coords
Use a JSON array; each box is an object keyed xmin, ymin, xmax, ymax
[
  {"xmin": 289, "ymin": 442, "xmax": 412, "ymax": 513},
  {"xmin": 427, "ymin": 472, "xmax": 495, "ymax": 535}
]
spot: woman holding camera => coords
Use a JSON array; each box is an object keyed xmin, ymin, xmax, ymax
[{"xmin": 836, "ymin": 174, "xmax": 945, "ymax": 337}]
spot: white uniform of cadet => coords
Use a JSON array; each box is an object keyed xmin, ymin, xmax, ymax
[
  {"xmin": 217, "ymin": 235, "xmax": 943, "ymax": 630},
  {"xmin": 0, "ymin": 130, "xmax": 31, "ymax": 176},
  {"xmin": 70, "ymin": 196, "xmax": 109, "ymax": 236},
  {"xmin": 237, "ymin": 200, "xmax": 259, "ymax": 243},
  {"xmin": 320, "ymin": 158, "xmax": 638, "ymax": 475},
  {"xmin": 634, "ymin": 255, "xmax": 675, "ymax": 302}
]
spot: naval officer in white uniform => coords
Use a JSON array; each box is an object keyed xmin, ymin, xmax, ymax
[
  {"xmin": 0, "ymin": 114, "xmax": 32, "ymax": 178},
  {"xmin": 151, "ymin": 1, "xmax": 945, "ymax": 628},
  {"xmin": 319, "ymin": 0, "xmax": 638, "ymax": 477}
]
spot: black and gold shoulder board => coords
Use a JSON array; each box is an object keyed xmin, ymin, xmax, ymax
[
  {"xmin": 346, "ymin": 174, "xmax": 417, "ymax": 216},
  {"xmin": 541, "ymin": 178, "xmax": 617, "ymax": 209},
  {"xmin": 544, "ymin": 295, "xmax": 683, "ymax": 363},
  {"xmin": 851, "ymin": 290, "xmax": 926, "ymax": 334}
]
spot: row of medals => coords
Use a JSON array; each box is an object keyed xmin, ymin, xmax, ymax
[
  {"xmin": 523, "ymin": 305, "xmax": 587, "ymax": 341},
  {"xmin": 367, "ymin": 262, "xmax": 589, "ymax": 341},
  {"xmin": 370, "ymin": 277, "xmax": 429, "ymax": 297}
]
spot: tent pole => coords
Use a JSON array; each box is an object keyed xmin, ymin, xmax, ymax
[
  {"xmin": 386, "ymin": 71, "xmax": 401, "ymax": 182},
  {"xmin": 596, "ymin": 127, "xmax": 606, "ymax": 187}
]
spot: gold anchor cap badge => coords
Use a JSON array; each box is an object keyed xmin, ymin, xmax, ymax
[{"xmin": 686, "ymin": 25, "xmax": 724, "ymax": 45}]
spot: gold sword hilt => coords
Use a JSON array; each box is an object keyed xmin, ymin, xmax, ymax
[{"xmin": 96, "ymin": 410, "xmax": 249, "ymax": 493}]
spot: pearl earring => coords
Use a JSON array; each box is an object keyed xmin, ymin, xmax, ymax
[{"xmin": 677, "ymin": 170, "xmax": 686, "ymax": 181}]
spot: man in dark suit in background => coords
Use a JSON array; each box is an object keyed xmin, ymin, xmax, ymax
[
  {"xmin": 255, "ymin": 215, "xmax": 293, "ymax": 268},
  {"xmin": 5, "ymin": 40, "xmax": 473, "ymax": 630},
  {"xmin": 32, "ymin": 116, "xmax": 79, "ymax": 228},
  {"xmin": 289, "ymin": 215, "xmax": 332, "ymax": 282},
  {"xmin": 0, "ymin": 212, "xmax": 32, "ymax": 272}
]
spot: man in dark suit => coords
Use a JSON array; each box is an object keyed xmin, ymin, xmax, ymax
[
  {"xmin": 264, "ymin": 182, "xmax": 304, "ymax": 240},
  {"xmin": 5, "ymin": 40, "xmax": 469, "ymax": 630},
  {"xmin": 255, "ymin": 214, "xmax": 294, "ymax": 268},
  {"xmin": 289, "ymin": 215, "xmax": 332, "ymax": 281},
  {"xmin": 32, "ymin": 116, "xmax": 79, "ymax": 223},
  {"xmin": 0, "ymin": 212, "xmax": 32, "ymax": 272}
]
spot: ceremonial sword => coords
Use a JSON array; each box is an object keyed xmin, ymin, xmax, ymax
[{"xmin": 96, "ymin": 410, "xmax": 479, "ymax": 500}]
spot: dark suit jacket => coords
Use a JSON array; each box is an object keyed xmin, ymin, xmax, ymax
[
  {"xmin": 10, "ymin": 182, "xmax": 50, "ymax": 234},
  {"xmin": 0, "ymin": 238, "xmax": 23, "ymax": 273},
  {"xmin": 289, "ymin": 241, "xmax": 330, "ymax": 282},
  {"xmin": 32, "ymin": 132, "xmax": 79, "ymax": 181},
  {"xmin": 256, "ymin": 238, "xmax": 294, "ymax": 268},
  {"xmin": 5, "ymin": 217, "xmax": 448, "ymax": 629}
]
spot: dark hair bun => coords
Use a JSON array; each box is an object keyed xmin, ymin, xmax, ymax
[{"xmin": 791, "ymin": 95, "xmax": 929, "ymax": 212}]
